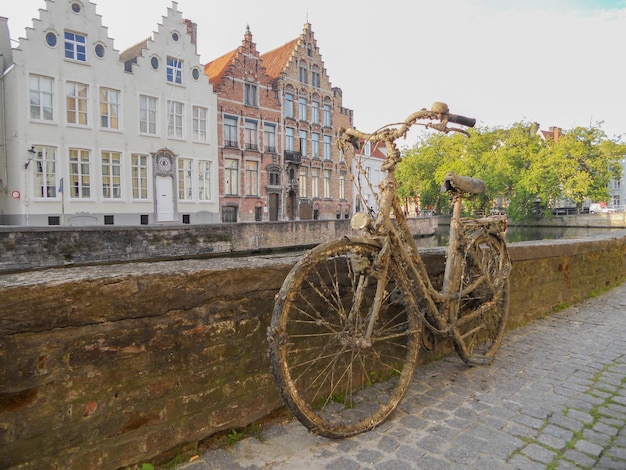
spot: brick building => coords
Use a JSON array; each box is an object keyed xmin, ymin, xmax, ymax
[
  {"xmin": 261, "ymin": 23, "xmax": 354, "ymax": 220},
  {"xmin": 205, "ymin": 27, "xmax": 283, "ymax": 222}
]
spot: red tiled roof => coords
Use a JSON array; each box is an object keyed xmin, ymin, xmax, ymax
[
  {"xmin": 204, "ymin": 49, "xmax": 237, "ymax": 87},
  {"xmin": 261, "ymin": 38, "xmax": 298, "ymax": 80}
]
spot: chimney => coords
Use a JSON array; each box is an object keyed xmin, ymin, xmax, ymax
[{"xmin": 184, "ymin": 19, "xmax": 197, "ymax": 53}]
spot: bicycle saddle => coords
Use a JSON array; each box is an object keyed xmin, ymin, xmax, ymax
[{"xmin": 441, "ymin": 172, "xmax": 486, "ymax": 195}]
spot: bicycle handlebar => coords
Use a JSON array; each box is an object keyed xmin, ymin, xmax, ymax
[
  {"xmin": 338, "ymin": 102, "xmax": 476, "ymax": 146},
  {"xmin": 447, "ymin": 113, "xmax": 476, "ymax": 128}
]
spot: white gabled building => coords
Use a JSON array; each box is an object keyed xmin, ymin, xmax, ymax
[{"xmin": 0, "ymin": 0, "xmax": 219, "ymax": 226}]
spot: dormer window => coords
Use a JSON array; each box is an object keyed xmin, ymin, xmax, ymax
[{"xmin": 64, "ymin": 31, "xmax": 87, "ymax": 62}]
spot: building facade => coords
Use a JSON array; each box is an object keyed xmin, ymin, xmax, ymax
[
  {"xmin": 0, "ymin": 1, "xmax": 219, "ymax": 226},
  {"xmin": 205, "ymin": 27, "xmax": 283, "ymax": 223},
  {"xmin": 261, "ymin": 23, "xmax": 353, "ymax": 220},
  {"xmin": 353, "ymin": 141, "xmax": 387, "ymax": 216}
]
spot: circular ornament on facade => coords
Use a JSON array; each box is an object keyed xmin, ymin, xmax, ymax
[
  {"xmin": 151, "ymin": 56, "xmax": 159, "ymax": 70},
  {"xmin": 192, "ymin": 68, "xmax": 200, "ymax": 80},
  {"xmin": 157, "ymin": 155, "xmax": 171, "ymax": 172},
  {"xmin": 171, "ymin": 32, "xmax": 179, "ymax": 42},
  {"xmin": 94, "ymin": 43, "xmax": 105, "ymax": 58},
  {"xmin": 71, "ymin": 2, "xmax": 82, "ymax": 14},
  {"xmin": 45, "ymin": 31, "xmax": 57, "ymax": 47}
]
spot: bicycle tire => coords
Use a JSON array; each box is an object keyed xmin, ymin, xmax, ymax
[
  {"xmin": 268, "ymin": 238, "xmax": 420, "ymax": 438},
  {"xmin": 452, "ymin": 232, "xmax": 511, "ymax": 365}
]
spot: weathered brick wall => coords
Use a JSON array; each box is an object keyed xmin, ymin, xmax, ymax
[{"xmin": 1, "ymin": 230, "xmax": 624, "ymax": 469}]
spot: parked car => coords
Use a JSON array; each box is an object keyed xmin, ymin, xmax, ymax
[{"xmin": 589, "ymin": 203, "xmax": 614, "ymax": 214}]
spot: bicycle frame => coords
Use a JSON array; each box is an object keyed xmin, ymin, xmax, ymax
[{"xmin": 340, "ymin": 106, "xmax": 501, "ymax": 342}]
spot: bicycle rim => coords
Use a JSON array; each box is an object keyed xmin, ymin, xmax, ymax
[
  {"xmin": 452, "ymin": 232, "xmax": 510, "ymax": 365},
  {"xmin": 268, "ymin": 239, "xmax": 420, "ymax": 438}
]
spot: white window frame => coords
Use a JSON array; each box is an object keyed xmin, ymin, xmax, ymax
[
  {"xmin": 193, "ymin": 106, "xmax": 208, "ymax": 142},
  {"xmin": 99, "ymin": 87, "xmax": 120, "ymax": 129},
  {"xmin": 69, "ymin": 148, "xmax": 91, "ymax": 199},
  {"xmin": 64, "ymin": 31, "xmax": 87, "ymax": 62},
  {"xmin": 225, "ymin": 158, "xmax": 240, "ymax": 196},
  {"xmin": 29, "ymin": 75, "xmax": 54, "ymax": 121},
  {"xmin": 166, "ymin": 56, "xmax": 183, "ymax": 84},
  {"xmin": 167, "ymin": 100, "xmax": 184, "ymax": 139},
  {"xmin": 33, "ymin": 146, "xmax": 57, "ymax": 199},
  {"xmin": 244, "ymin": 160, "xmax": 259, "ymax": 196},
  {"xmin": 198, "ymin": 160, "xmax": 212, "ymax": 201},
  {"xmin": 101, "ymin": 151, "xmax": 122, "ymax": 199},
  {"xmin": 66, "ymin": 81, "xmax": 89, "ymax": 126},
  {"xmin": 131, "ymin": 154, "xmax": 149, "ymax": 200},
  {"xmin": 139, "ymin": 95, "xmax": 158, "ymax": 135},
  {"xmin": 178, "ymin": 158, "xmax": 193, "ymax": 200}
]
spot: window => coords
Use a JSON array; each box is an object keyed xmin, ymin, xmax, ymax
[
  {"xmin": 29, "ymin": 75, "xmax": 54, "ymax": 121},
  {"xmin": 198, "ymin": 160, "xmax": 212, "ymax": 201},
  {"xmin": 312, "ymin": 67, "xmax": 321, "ymax": 88},
  {"xmin": 299, "ymin": 168, "xmax": 308, "ymax": 197},
  {"xmin": 94, "ymin": 43, "xmax": 105, "ymax": 58},
  {"xmin": 245, "ymin": 120, "xmax": 258, "ymax": 150},
  {"xmin": 167, "ymin": 100, "xmax": 184, "ymax": 138},
  {"xmin": 101, "ymin": 151, "xmax": 121, "ymax": 199},
  {"xmin": 66, "ymin": 81, "xmax": 88, "ymax": 125},
  {"xmin": 299, "ymin": 62, "xmax": 307, "ymax": 83},
  {"xmin": 64, "ymin": 31, "xmax": 86, "ymax": 62},
  {"xmin": 178, "ymin": 158, "xmax": 193, "ymax": 200},
  {"xmin": 245, "ymin": 160, "xmax": 259, "ymax": 196},
  {"xmin": 222, "ymin": 206, "xmax": 237, "ymax": 223},
  {"xmin": 285, "ymin": 93, "xmax": 294, "ymax": 118},
  {"xmin": 285, "ymin": 127, "xmax": 294, "ymax": 152},
  {"xmin": 131, "ymin": 154, "xmax": 148, "ymax": 199},
  {"xmin": 193, "ymin": 106, "xmax": 208, "ymax": 142},
  {"xmin": 323, "ymin": 104, "xmax": 332, "ymax": 127},
  {"xmin": 46, "ymin": 32, "xmax": 57, "ymax": 47},
  {"xmin": 33, "ymin": 146, "xmax": 57, "ymax": 198},
  {"xmin": 339, "ymin": 171, "xmax": 346, "ymax": 200},
  {"xmin": 69, "ymin": 148, "xmax": 91, "ymax": 198},
  {"xmin": 99, "ymin": 88, "xmax": 120, "ymax": 129},
  {"xmin": 264, "ymin": 123, "xmax": 276, "ymax": 153},
  {"xmin": 166, "ymin": 56, "xmax": 183, "ymax": 84},
  {"xmin": 324, "ymin": 169, "xmax": 331, "ymax": 198},
  {"xmin": 268, "ymin": 169, "xmax": 280, "ymax": 186},
  {"xmin": 224, "ymin": 115, "xmax": 238, "ymax": 147},
  {"xmin": 299, "ymin": 97, "xmax": 307, "ymax": 121},
  {"xmin": 324, "ymin": 135, "xmax": 332, "ymax": 160},
  {"xmin": 139, "ymin": 95, "xmax": 157, "ymax": 135},
  {"xmin": 225, "ymin": 158, "xmax": 239, "ymax": 195},
  {"xmin": 299, "ymin": 130, "xmax": 307, "ymax": 157},
  {"xmin": 312, "ymin": 133, "xmax": 320, "ymax": 158},
  {"xmin": 244, "ymin": 83, "xmax": 258, "ymax": 106},
  {"xmin": 311, "ymin": 101, "xmax": 319, "ymax": 124},
  {"xmin": 311, "ymin": 169, "xmax": 320, "ymax": 198}
]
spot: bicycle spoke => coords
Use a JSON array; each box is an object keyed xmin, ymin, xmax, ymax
[{"xmin": 269, "ymin": 239, "xmax": 419, "ymax": 438}]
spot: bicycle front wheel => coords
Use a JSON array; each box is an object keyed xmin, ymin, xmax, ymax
[
  {"xmin": 268, "ymin": 238, "xmax": 420, "ymax": 438},
  {"xmin": 452, "ymin": 232, "xmax": 511, "ymax": 366}
]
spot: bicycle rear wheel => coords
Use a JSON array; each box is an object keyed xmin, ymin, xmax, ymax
[
  {"xmin": 452, "ymin": 232, "xmax": 511, "ymax": 365},
  {"xmin": 268, "ymin": 238, "xmax": 420, "ymax": 438}
]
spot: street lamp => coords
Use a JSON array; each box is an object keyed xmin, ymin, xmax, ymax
[{"xmin": 25, "ymin": 146, "xmax": 36, "ymax": 169}]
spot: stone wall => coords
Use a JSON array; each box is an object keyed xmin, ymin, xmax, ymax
[
  {"xmin": 0, "ymin": 217, "xmax": 437, "ymax": 273},
  {"xmin": 1, "ymin": 230, "xmax": 625, "ymax": 469}
]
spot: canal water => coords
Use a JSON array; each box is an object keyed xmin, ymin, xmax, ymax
[{"xmin": 416, "ymin": 225, "xmax": 623, "ymax": 248}]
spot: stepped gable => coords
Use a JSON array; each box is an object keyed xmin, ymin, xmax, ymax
[
  {"xmin": 205, "ymin": 25, "xmax": 276, "ymax": 96},
  {"xmin": 204, "ymin": 49, "xmax": 237, "ymax": 88},
  {"xmin": 260, "ymin": 38, "xmax": 298, "ymax": 83},
  {"xmin": 261, "ymin": 22, "xmax": 331, "ymax": 89}
]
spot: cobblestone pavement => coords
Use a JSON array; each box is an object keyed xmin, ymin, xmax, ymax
[{"xmin": 177, "ymin": 282, "xmax": 626, "ymax": 469}]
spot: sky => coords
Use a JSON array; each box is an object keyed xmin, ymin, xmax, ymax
[{"xmin": 3, "ymin": 0, "xmax": 626, "ymax": 142}]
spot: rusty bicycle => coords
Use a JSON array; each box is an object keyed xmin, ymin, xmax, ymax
[{"xmin": 267, "ymin": 103, "xmax": 512, "ymax": 438}]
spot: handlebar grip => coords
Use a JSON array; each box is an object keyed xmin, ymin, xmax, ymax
[{"xmin": 447, "ymin": 114, "xmax": 476, "ymax": 128}]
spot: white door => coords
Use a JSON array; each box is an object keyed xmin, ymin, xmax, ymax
[{"xmin": 156, "ymin": 175, "xmax": 175, "ymax": 221}]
